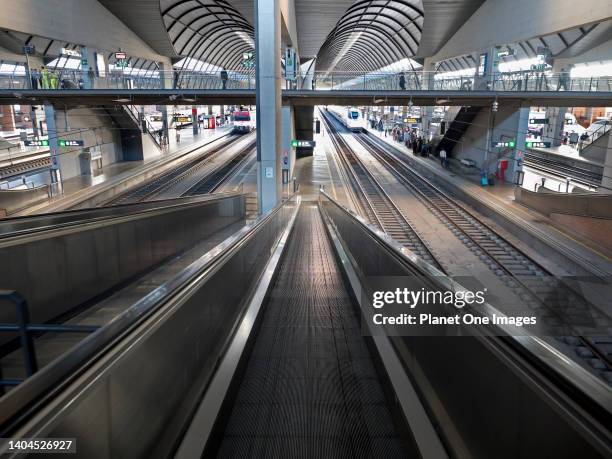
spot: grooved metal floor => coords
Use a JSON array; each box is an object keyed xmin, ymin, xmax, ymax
[{"xmin": 217, "ymin": 205, "xmax": 407, "ymax": 458}]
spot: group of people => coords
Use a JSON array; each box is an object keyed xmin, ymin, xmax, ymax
[
  {"xmin": 562, "ymin": 130, "xmax": 590, "ymax": 150},
  {"xmin": 30, "ymin": 67, "xmax": 59, "ymax": 89},
  {"xmin": 30, "ymin": 66, "xmax": 95, "ymax": 90}
]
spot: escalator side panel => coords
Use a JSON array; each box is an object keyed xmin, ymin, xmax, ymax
[{"xmin": 216, "ymin": 205, "xmax": 408, "ymax": 458}]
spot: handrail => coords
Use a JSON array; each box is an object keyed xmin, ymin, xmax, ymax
[
  {"xmin": 319, "ymin": 189, "xmax": 612, "ymax": 418},
  {"xmin": 2, "ymin": 69, "xmax": 611, "ymax": 92},
  {"xmin": 0, "ymin": 191, "xmax": 245, "ymax": 239},
  {"xmin": 0, "ymin": 195, "xmax": 296, "ymax": 433}
]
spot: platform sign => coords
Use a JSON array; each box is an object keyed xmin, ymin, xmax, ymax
[
  {"xmin": 58, "ymin": 139, "xmax": 84, "ymax": 147},
  {"xmin": 115, "ymin": 52, "xmax": 127, "ymax": 60},
  {"xmin": 403, "ymin": 117, "xmax": 421, "ymax": 124},
  {"xmin": 291, "ymin": 140, "xmax": 316, "ymax": 148},
  {"xmin": 22, "ymin": 45, "xmax": 35, "ymax": 55},
  {"xmin": 61, "ymin": 48, "xmax": 81, "ymax": 58},
  {"xmin": 242, "ymin": 51, "xmax": 255, "ymax": 69},
  {"xmin": 529, "ymin": 118, "xmax": 549, "ymax": 124},
  {"xmin": 284, "ymin": 47, "xmax": 297, "ymax": 81},
  {"xmin": 25, "ymin": 139, "xmax": 49, "ymax": 147},
  {"xmin": 492, "ymin": 140, "xmax": 516, "ymax": 148},
  {"xmin": 525, "ymin": 141, "xmax": 551, "ymax": 148}
]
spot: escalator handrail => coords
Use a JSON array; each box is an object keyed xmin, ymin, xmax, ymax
[
  {"xmin": 0, "ymin": 191, "xmax": 244, "ymax": 240},
  {"xmin": 319, "ymin": 190, "xmax": 612, "ymax": 420},
  {"xmin": 0, "ymin": 196, "xmax": 297, "ymax": 434}
]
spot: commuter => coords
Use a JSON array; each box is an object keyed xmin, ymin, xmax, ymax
[
  {"xmin": 557, "ymin": 68, "xmax": 570, "ymax": 91},
  {"xmin": 569, "ymin": 132, "xmax": 578, "ymax": 147},
  {"xmin": 578, "ymin": 131, "xmax": 589, "ymax": 151},
  {"xmin": 562, "ymin": 132, "xmax": 568, "ymax": 145},
  {"xmin": 439, "ymin": 149, "xmax": 448, "ymax": 168},
  {"xmin": 49, "ymin": 70, "xmax": 59, "ymax": 90},
  {"xmin": 41, "ymin": 66, "xmax": 50, "ymax": 89},
  {"xmin": 220, "ymin": 68, "xmax": 229, "ymax": 90},
  {"xmin": 416, "ymin": 137, "xmax": 423, "ymax": 155},
  {"xmin": 176, "ymin": 128, "xmax": 181, "ymax": 144},
  {"xmin": 30, "ymin": 68, "xmax": 40, "ymax": 89},
  {"xmin": 312, "ymin": 76, "xmax": 316, "ymax": 90},
  {"xmin": 398, "ymin": 72, "xmax": 406, "ymax": 91}
]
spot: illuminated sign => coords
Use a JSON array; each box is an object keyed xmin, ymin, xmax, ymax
[
  {"xmin": 115, "ymin": 52, "xmax": 127, "ymax": 60},
  {"xmin": 58, "ymin": 140, "xmax": 85, "ymax": 147},
  {"xmin": 291, "ymin": 140, "xmax": 316, "ymax": 148},
  {"xmin": 492, "ymin": 140, "xmax": 516, "ymax": 148},
  {"xmin": 529, "ymin": 118, "xmax": 549, "ymax": 124},
  {"xmin": 403, "ymin": 117, "xmax": 421, "ymax": 124},
  {"xmin": 24, "ymin": 139, "xmax": 49, "ymax": 147},
  {"xmin": 525, "ymin": 141, "xmax": 551, "ymax": 148},
  {"xmin": 61, "ymin": 48, "xmax": 81, "ymax": 58}
]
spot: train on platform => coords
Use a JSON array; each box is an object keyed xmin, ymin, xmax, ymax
[
  {"xmin": 232, "ymin": 110, "xmax": 255, "ymax": 134},
  {"xmin": 326, "ymin": 106, "xmax": 364, "ymax": 132}
]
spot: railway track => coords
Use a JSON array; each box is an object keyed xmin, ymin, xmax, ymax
[
  {"xmin": 105, "ymin": 135, "xmax": 245, "ymax": 205},
  {"xmin": 321, "ymin": 109, "xmax": 443, "ymax": 272},
  {"xmin": 0, "ymin": 155, "xmax": 51, "ymax": 180},
  {"xmin": 184, "ymin": 144, "xmax": 255, "ymax": 196},
  {"xmin": 355, "ymin": 131, "xmax": 612, "ymax": 383},
  {"xmin": 524, "ymin": 151, "xmax": 602, "ymax": 188}
]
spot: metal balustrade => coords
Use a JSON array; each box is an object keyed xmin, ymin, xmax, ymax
[{"xmin": 0, "ymin": 69, "xmax": 610, "ymax": 93}]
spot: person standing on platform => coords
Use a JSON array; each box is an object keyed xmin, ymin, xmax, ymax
[
  {"xmin": 31, "ymin": 68, "xmax": 40, "ymax": 89},
  {"xmin": 416, "ymin": 136, "xmax": 423, "ymax": 155},
  {"xmin": 220, "ymin": 68, "xmax": 228, "ymax": 89},
  {"xmin": 579, "ymin": 131, "xmax": 589, "ymax": 151},
  {"xmin": 439, "ymin": 149, "xmax": 448, "ymax": 168},
  {"xmin": 50, "ymin": 70, "xmax": 58, "ymax": 90},
  {"xmin": 399, "ymin": 72, "xmax": 406, "ymax": 90},
  {"xmin": 41, "ymin": 67, "xmax": 50, "ymax": 89}
]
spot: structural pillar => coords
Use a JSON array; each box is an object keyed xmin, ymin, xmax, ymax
[
  {"xmin": 544, "ymin": 61, "xmax": 568, "ymax": 147},
  {"xmin": 158, "ymin": 60, "xmax": 174, "ymax": 145},
  {"xmin": 421, "ymin": 57, "xmax": 435, "ymax": 139},
  {"xmin": 507, "ymin": 104, "xmax": 530, "ymax": 183},
  {"xmin": 255, "ymin": 0, "xmax": 282, "ymax": 213},
  {"xmin": 192, "ymin": 106, "xmax": 199, "ymax": 135},
  {"xmin": 44, "ymin": 102, "xmax": 61, "ymax": 183}
]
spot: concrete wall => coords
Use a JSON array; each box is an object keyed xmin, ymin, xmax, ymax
[
  {"xmin": 0, "ymin": 0, "xmax": 167, "ymax": 62},
  {"xmin": 515, "ymin": 187, "xmax": 612, "ymax": 254},
  {"xmin": 452, "ymin": 104, "xmax": 520, "ymax": 176},
  {"xmin": 281, "ymin": 106, "xmax": 296, "ymax": 182},
  {"xmin": 54, "ymin": 107, "xmax": 121, "ymax": 180}
]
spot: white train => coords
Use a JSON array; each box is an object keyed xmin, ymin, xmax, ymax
[{"xmin": 327, "ymin": 106, "xmax": 363, "ymax": 132}]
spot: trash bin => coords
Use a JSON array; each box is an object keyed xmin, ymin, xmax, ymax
[{"xmin": 497, "ymin": 159, "xmax": 508, "ymax": 180}]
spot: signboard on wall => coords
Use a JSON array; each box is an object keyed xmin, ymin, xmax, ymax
[{"xmin": 284, "ymin": 47, "xmax": 297, "ymax": 81}]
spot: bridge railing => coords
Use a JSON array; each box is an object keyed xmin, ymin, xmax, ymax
[{"xmin": 1, "ymin": 69, "xmax": 610, "ymax": 93}]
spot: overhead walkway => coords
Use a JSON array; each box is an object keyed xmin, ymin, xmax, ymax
[
  {"xmin": 0, "ymin": 192, "xmax": 609, "ymax": 458},
  {"xmin": 1, "ymin": 71, "xmax": 610, "ymax": 107}
]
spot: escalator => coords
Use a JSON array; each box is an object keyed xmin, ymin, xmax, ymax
[
  {"xmin": 437, "ymin": 106, "xmax": 481, "ymax": 154},
  {"xmin": 213, "ymin": 205, "xmax": 411, "ymax": 457},
  {"xmin": 1, "ymin": 195, "xmax": 609, "ymax": 458}
]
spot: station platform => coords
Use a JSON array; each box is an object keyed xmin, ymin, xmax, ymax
[
  {"xmin": 532, "ymin": 144, "xmax": 601, "ymax": 165},
  {"xmin": 364, "ymin": 126, "xmax": 612, "ymax": 275},
  {"xmin": 14, "ymin": 126, "xmax": 233, "ymax": 215}
]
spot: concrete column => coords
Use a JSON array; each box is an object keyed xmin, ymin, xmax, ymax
[
  {"xmin": 44, "ymin": 102, "xmax": 61, "ymax": 183},
  {"xmin": 506, "ymin": 105, "xmax": 530, "ymax": 183},
  {"xmin": 158, "ymin": 60, "xmax": 173, "ymax": 145},
  {"xmin": 0, "ymin": 105, "xmax": 15, "ymax": 132},
  {"xmin": 421, "ymin": 58, "xmax": 436, "ymax": 139},
  {"xmin": 544, "ymin": 61, "xmax": 568, "ymax": 146},
  {"xmin": 207, "ymin": 105, "xmax": 213, "ymax": 116},
  {"xmin": 192, "ymin": 106, "xmax": 199, "ymax": 135},
  {"xmin": 281, "ymin": 106, "xmax": 294, "ymax": 185},
  {"xmin": 80, "ymin": 46, "xmax": 93, "ymax": 89},
  {"xmin": 601, "ymin": 133, "xmax": 612, "ymax": 193},
  {"xmin": 255, "ymin": 0, "xmax": 282, "ymax": 213}
]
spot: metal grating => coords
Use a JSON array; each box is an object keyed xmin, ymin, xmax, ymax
[{"xmin": 216, "ymin": 205, "xmax": 407, "ymax": 458}]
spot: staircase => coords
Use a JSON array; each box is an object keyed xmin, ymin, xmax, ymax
[
  {"xmin": 436, "ymin": 106, "xmax": 482, "ymax": 155},
  {"xmin": 103, "ymin": 105, "xmax": 161, "ymax": 160}
]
